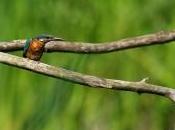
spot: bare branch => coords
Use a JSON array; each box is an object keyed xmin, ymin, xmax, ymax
[
  {"xmin": 0, "ymin": 30, "xmax": 175, "ymax": 53},
  {"xmin": 0, "ymin": 30, "xmax": 175, "ymax": 102},
  {"xmin": 0, "ymin": 52, "xmax": 175, "ymax": 102}
]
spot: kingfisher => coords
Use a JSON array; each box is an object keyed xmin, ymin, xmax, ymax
[{"xmin": 23, "ymin": 35, "xmax": 63, "ymax": 61}]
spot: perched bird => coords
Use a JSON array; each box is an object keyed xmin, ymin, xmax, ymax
[{"xmin": 23, "ymin": 35, "xmax": 63, "ymax": 61}]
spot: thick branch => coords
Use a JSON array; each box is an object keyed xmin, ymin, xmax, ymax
[
  {"xmin": 0, "ymin": 52, "xmax": 175, "ymax": 102},
  {"xmin": 1, "ymin": 30, "xmax": 175, "ymax": 53}
]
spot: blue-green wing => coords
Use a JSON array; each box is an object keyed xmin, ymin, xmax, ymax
[{"xmin": 23, "ymin": 39, "xmax": 31, "ymax": 57}]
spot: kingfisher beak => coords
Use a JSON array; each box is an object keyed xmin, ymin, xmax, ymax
[
  {"xmin": 52, "ymin": 37, "xmax": 64, "ymax": 41},
  {"xmin": 44, "ymin": 37, "xmax": 64, "ymax": 43}
]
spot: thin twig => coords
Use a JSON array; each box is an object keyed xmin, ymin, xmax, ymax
[
  {"xmin": 0, "ymin": 52, "xmax": 175, "ymax": 102},
  {"xmin": 0, "ymin": 30, "xmax": 175, "ymax": 53}
]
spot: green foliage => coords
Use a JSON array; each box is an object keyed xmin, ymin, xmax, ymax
[{"xmin": 0, "ymin": 0, "xmax": 175, "ymax": 129}]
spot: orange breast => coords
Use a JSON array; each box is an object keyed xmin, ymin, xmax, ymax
[
  {"xmin": 30, "ymin": 40, "xmax": 43, "ymax": 51},
  {"xmin": 25, "ymin": 40, "xmax": 45, "ymax": 60}
]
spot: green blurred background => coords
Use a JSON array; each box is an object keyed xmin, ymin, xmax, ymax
[{"xmin": 0, "ymin": 0, "xmax": 175, "ymax": 130}]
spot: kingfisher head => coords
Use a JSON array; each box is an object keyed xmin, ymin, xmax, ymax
[{"xmin": 35, "ymin": 35, "xmax": 64, "ymax": 44}]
